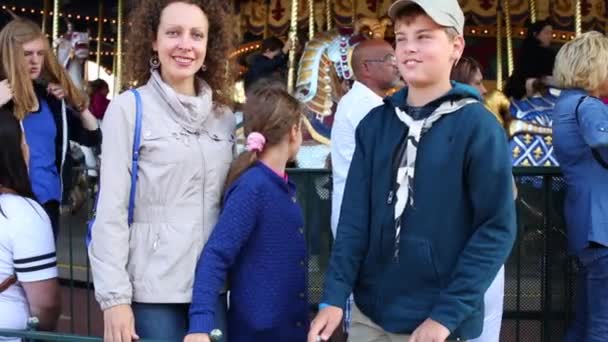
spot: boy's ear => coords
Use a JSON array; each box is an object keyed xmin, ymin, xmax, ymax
[{"xmin": 451, "ymin": 35, "xmax": 466, "ymax": 64}]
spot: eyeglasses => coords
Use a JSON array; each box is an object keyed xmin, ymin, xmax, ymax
[{"xmin": 364, "ymin": 54, "xmax": 396, "ymax": 64}]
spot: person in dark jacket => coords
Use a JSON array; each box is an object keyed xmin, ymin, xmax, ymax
[
  {"xmin": 552, "ymin": 31, "xmax": 608, "ymax": 342},
  {"xmin": 0, "ymin": 18, "xmax": 101, "ymax": 238},
  {"xmin": 309, "ymin": 1, "xmax": 516, "ymax": 341},
  {"xmin": 243, "ymin": 36, "xmax": 292, "ymax": 91},
  {"xmin": 505, "ymin": 20, "xmax": 556, "ymax": 100}
]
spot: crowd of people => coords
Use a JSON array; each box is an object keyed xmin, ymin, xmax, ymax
[{"xmin": 0, "ymin": 0, "xmax": 607, "ymax": 341}]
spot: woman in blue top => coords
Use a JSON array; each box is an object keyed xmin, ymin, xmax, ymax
[
  {"xmin": 0, "ymin": 18, "xmax": 101, "ymax": 238},
  {"xmin": 185, "ymin": 87, "xmax": 307, "ymax": 342},
  {"xmin": 552, "ymin": 31, "xmax": 608, "ymax": 342}
]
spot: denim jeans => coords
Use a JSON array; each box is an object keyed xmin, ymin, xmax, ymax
[
  {"xmin": 133, "ymin": 293, "xmax": 227, "ymax": 342},
  {"xmin": 565, "ymin": 250, "xmax": 608, "ymax": 342}
]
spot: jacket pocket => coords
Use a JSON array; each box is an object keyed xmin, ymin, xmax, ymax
[
  {"xmin": 139, "ymin": 130, "xmax": 184, "ymax": 165},
  {"xmin": 397, "ymin": 237, "xmax": 441, "ymax": 289}
]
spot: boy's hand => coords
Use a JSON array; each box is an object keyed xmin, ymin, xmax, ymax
[
  {"xmin": 410, "ymin": 318, "xmax": 450, "ymax": 342},
  {"xmin": 307, "ymin": 306, "xmax": 343, "ymax": 341},
  {"xmin": 183, "ymin": 333, "xmax": 211, "ymax": 342}
]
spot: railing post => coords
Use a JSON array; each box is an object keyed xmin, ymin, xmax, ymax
[{"xmin": 541, "ymin": 174, "xmax": 552, "ymax": 341}]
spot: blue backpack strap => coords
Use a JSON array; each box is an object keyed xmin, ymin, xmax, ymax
[{"xmin": 128, "ymin": 89, "xmax": 143, "ymax": 225}]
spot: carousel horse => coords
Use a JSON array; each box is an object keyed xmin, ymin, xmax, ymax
[
  {"xmin": 294, "ymin": 16, "xmax": 392, "ymax": 145},
  {"xmin": 55, "ymin": 22, "xmax": 90, "ymax": 90},
  {"xmin": 55, "ymin": 22, "xmax": 98, "ymax": 211}
]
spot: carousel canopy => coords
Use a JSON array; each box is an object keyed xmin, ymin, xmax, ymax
[{"xmin": 1, "ymin": 0, "xmax": 605, "ymax": 73}]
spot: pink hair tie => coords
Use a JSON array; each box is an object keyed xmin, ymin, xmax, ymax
[{"xmin": 246, "ymin": 132, "xmax": 266, "ymax": 152}]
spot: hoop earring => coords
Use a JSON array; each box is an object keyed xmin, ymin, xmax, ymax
[
  {"xmin": 201, "ymin": 63, "xmax": 207, "ymax": 71},
  {"xmin": 149, "ymin": 54, "xmax": 160, "ymax": 69}
]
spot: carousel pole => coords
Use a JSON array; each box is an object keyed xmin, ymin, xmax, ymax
[
  {"xmin": 529, "ymin": 0, "xmax": 537, "ymax": 23},
  {"xmin": 114, "ymin": 0, "xmax": 123, "ymax": 95},
  {"xmin": 351, "ymin": 0, "xmax": 356, "ymax": 24},
  {"xmin": 309, "ymin": 0, "xmax": 315, "ymax": 39},
  {"xmin": 574, "ymin": 0, "xmax": 582, "ymax": 36},
  {"xmin": 287, "ymin": 0, "xmax": 298, "ymax": 94},
  {"xmin": 496, "ymin": 10, "xmax": 504, "ymax": 91},
  {"xmin": 503, "ymin": 0, "xmax": 514, "ymax": 76},
  {"xmin": 264, "ymin": 0, "xmax": 270, "ymax": 39},
  {"xmin": 52, "ymin": 0, "xmax": 60, "ymax": 52},
  {"xmin": 326, "ymin": 0, "xmax": 333, "ymax": 30},
  {"xmin": 42, "ymin": 0, "xmax": 50, "ymax": 34},
  {"xmin": 96, "ymin": 1, "xmax": 104, "ymax": 79}
]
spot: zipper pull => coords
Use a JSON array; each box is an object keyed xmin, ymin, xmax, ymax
[{"xmin": 387, "ymin": 190, "xmax": 394, "ymax": 205}]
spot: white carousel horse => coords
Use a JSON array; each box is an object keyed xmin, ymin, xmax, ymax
[{"xmin": 55, "ymin": 23, "xmax": 98, "ymax": 179}]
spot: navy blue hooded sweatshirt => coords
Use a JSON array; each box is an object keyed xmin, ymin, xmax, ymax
[{"xmin": 322, "ymin": 83, "xmax": 517, "ymax": 340}]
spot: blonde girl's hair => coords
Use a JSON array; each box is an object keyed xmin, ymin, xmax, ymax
[{"xmin": 0, "ymin": 18, "xmax": 87, "ymax": 119}]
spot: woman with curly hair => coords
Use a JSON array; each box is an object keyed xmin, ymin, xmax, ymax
[
  {"xmin": 0, "ymin": 18, "xmax": 101, "ymax": 239},
  {"xmin": 88, "ymin": 1, "xmax": 235, "ymax": 341}
]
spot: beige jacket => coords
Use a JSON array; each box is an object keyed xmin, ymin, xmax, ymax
[{"xmin": 89, "ymin": 75, "xmax": 235, "ymax": 310}]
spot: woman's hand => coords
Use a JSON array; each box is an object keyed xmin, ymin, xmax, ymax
[
  {"xmin": 0, "ymin": 80, "xmax": 13, "ymax": 107},
  {"xmin": 103, "ymin": 304, "xmax": 139, "ymax": 342},
  {"xmin": 47, "ymin": 83, "xmax": 66, "ymax": 100}
]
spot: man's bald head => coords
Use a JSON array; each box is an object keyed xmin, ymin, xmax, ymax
[
  {"xmin": 352, "ymin": 39, "xmax": 393, "ymax": 78},
  {"xmin": 350, "ymin": 39, "xmax": 401, "ymax": 93}
]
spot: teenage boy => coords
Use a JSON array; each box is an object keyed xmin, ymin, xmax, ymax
[{"xmin": 308, "ymin": 0, "xmax": 516, "ymax": 341}]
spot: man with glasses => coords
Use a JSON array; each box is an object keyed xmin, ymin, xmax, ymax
[{"xmin": 329, "ymin": 38, "xmax": 401, "ymax": 340}]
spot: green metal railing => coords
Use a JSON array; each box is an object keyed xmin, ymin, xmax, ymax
[{"xmin": 0, "ymin": 167, "xmax": 574, "ymax": 341}]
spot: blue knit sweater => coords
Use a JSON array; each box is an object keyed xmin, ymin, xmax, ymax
[{"xmin": 188, "ymin": 162, "xmax": 308, "ymax": 342}]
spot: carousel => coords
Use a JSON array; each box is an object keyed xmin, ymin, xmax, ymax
[{"xmin": 1, "ymin": 0, "xmax": 606, "ymax": 168}]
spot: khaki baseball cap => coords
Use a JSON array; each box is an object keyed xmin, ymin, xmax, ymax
[{"xmin": 388, "ymin": 0, "xmax": 465, "ymax": 36}]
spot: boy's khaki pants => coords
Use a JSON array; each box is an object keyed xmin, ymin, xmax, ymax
[{"xmin": 348, "ymin": 304, "xmax": 465, "ymax": 342}]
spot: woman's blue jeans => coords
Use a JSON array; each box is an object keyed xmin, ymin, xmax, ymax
[
  {"xmin": 132, "ymin": 293, "xmax": 227, "ymax": 342},
  {"xmin": 565, "ymin": 251, "xmax": 608, "ymax": 342}
]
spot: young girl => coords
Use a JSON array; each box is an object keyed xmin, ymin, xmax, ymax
[
  {"xmin": 0, "ymin": 108, "xmax": 60, "ymax": 338},
  {"xmin": 0, "ymin": 18, "xmax": 101, "ymax": 239},
  {"xmin": 185, "ymin": 88, "xmax": 307, "ymax": 342}
]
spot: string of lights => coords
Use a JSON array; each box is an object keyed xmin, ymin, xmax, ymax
[{"xmin": 1, "ymin": 5, "xmax": 118, "ymax": 25}]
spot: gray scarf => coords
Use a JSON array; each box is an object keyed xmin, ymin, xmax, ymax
[{"xmin": 149, "ymin": 70, "xmax": 213, "ymax": 134}]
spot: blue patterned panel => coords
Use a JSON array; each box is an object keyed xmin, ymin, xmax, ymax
[{"xmin": 508, "ymin": 91, "xmax": 559, "ymax": 167}]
